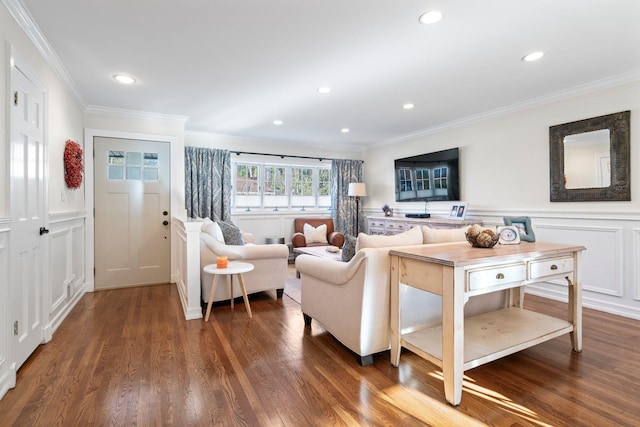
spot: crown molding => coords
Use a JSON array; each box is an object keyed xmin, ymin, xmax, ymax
[
  {"xmin": 379, "ymin": 69, "xmax": 640, "ymax": 147},
  {"xmin": 85, "ymin": 105, "xmax": 189, "ymax": 123},
  {"xmin": 3, "ymin": 0, "xmax": 85, "ymax": 108},
  {"xmin": 184, "ymin": 130, "xmax": 364, "ymax": 154}
]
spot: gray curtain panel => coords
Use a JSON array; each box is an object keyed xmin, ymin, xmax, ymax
[
  {"xmin": 185, "ymin": 147, "xmax": 232, "ymax": 221},
  {"xmin": 331, "ymin": 159, "xmax": 364, "ymax": 236}
]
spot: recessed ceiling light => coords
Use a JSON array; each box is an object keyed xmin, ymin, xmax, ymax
[
  {"xmin": 341, "ymin": 128, "xmax": 350, "ymax": 133},
  {"xmin": 113, "ymin": 74, "xmax": 136, "ymax": 84},
  {"xmin": 419, "ymin": 11, "xmax": 444, "ymax": 24},
  {"xmin": 522, "ymin": 51, "xmax": 544, "ymax": 62},
  {"xmin": 317, "ymin": 86, "xmax": 331, "ymax": 94},
  {"xmin": 273, "ymin": 120, "xmax": 283, "ymax": 125},
  {"xmin": 403, "ymin": 103, "xmax": 415, "ymax": 110}
]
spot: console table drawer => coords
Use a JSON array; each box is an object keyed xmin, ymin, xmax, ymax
[
  {"xmin": 529, "ymin": 256, "xmax": 574, "ymax": 279},
  {"xmin": 467, "ymin": 263, "xmax": 526, "ymax": 291}
]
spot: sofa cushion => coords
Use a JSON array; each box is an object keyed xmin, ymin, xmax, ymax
[
  {"xmin": 218, "ymin": 220, "xmax": 244, "ymax": 245},
  {"xmin": 355, "ymin": 226, "xmax": 423, "ymax": 251},
  {"xmin": 421, "ymin": 226, "xmax": 467, "ymax": 244},
  {"xmin": 341, "ymin": 234, "xmax": 357, "ymax": 262},
  {"xmin": 304, "ymin": 223, "xmax": 328, "ymax": 244},
  {"xmin": 201, "ymin": 221, "xmax": 225, "ymax": 242}
]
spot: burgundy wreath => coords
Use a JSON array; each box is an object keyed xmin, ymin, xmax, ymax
[{"xmin": 64, "ymin": 139, "xmax": 84, "ymax": 189}]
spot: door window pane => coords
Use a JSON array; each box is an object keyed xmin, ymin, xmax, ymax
[{"xmin": 126, "ymin": 151, "xmax": 142, "ymax": 166}]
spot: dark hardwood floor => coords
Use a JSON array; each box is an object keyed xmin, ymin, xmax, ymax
[{"xmin": 1, "ymin": 277, "xmax": 639, "ymax": 426}]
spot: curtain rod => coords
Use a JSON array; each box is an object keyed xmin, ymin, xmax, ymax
[{"xmin": 232, "ymin": 150, "xmax": 336, "ymax": 162}]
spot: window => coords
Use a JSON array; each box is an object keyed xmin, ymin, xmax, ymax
[
  {"xmin": 108, "ymin": 150, "xmax": 159, "ymax": 181},
  {"xmin": 291, "ymin": 167, "xmax": 314, "ymax": 207},
  {"xmin": 264, "ymin": 166, "xmax": 287, "ymax": 208},
  {"xmin": 232, "ymin": 161, "xmax": 331, "ymax": 210},
  {"xmin": 317, "ymin": 168, "xmax": 331, "ymax": 207},
  {"xmin": 235, "ymin": 163, "xmax": 261, "ymax": 208}
]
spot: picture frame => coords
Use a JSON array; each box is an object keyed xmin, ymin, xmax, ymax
[
  {"xmin": 449, "ymin": 202, "xmax": 468, "ymax": 220},
  {"xmin": 503, "ymin": 216, "xmax": 536, "ymax": 242}
]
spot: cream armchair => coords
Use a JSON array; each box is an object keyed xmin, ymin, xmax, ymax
[
  {"xmin": 200, "ymin": 222, "xmax": 289, "ymax": 303},
  {"xmin": 296, "ymin": 247, "xmax": 392, "ymax": 366}
]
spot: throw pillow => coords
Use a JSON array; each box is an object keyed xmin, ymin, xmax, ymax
[
  {"xmin": 421, "ymin": 226, "xmax": 467, "ymax": 243},
  {"xmin": 217, "ymin": 221, "xmax": 244, "ymax": 246},
  {"xmin": 303, "ymin": 223, "xmax": 328, "ymax": 244},
  {"xmin": 341, "ymin": 234, "xmax": 357, "ymax": 262},
  {"xmin": 201, "ymin": 222, "xmax": 225, "ymax": 243},
  {"xmin": 356, "ymin": 226, "xmax": 422, "ymax": 251}
]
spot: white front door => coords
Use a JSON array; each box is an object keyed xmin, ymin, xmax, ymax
[
  {"xmin": 94, "ymin": 138, "xmax": 171, "ymax": 289},
  {"xmin": 9, "ymin": 60, "xmax": 46, "ymax": 369}
]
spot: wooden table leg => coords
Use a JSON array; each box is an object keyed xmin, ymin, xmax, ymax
[
  {"xmin": 204, "ymin": 275, "xmax": 220, "ymax": 321},
  {"xmin": 237, "ymin": 273, "xmax": 252, "ymax": 318},
  {"xmin": 442, "ymin": 266, "xmax": 464, "ymax": 406},
  {"xmin": 568, "ymin": 250, "xmax": 583, "ymax": 351},
  {"xmin": 390, "ymin": 255, "xmax": 401, "ymax": 367},
  {"xmin": 230, "ymin": 275, "xmax": 234, "ymax": 309}
]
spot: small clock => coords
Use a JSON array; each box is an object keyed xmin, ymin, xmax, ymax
[{"xmin": 497, "ymin": 226, "xmax": 521, "ymax": 245}]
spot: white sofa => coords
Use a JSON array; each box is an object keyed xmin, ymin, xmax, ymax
[
  {"xmin": 200, "ymin": 221, "xmax": 289, "ymax": 303},
  {"xmin": 295, "ymin": 226, "xmax": 507, "ymax": 366}
]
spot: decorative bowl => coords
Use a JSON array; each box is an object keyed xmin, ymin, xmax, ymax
[{"xmin": 465, "ymin": 225, "xmax": 499, "ymax": 248}]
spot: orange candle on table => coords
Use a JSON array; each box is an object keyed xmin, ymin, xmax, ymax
[{"xmin": 216, "ymin": 256, "xmax": 228, "ymax": 269}]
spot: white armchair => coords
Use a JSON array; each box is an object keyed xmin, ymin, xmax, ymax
[
  {"xmin": 200, "ymin": 222, "xmax": 289, "ymax": 303},
  {"xmin": 296, "ymin": 247, "xmax": 391, "ymax": 366}
]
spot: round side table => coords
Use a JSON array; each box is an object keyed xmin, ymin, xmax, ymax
[{"xmin": 203, "ymin": 261, "xmax": 255, "ymax": 321}]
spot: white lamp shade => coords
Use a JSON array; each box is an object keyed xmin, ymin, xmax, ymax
[{"xmin": 348, "ymin": 183, "xmax": 367, "ymax": 197}]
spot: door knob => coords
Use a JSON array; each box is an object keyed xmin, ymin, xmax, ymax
[
  {"xmin": 163, "ymin": 211, "xmax": 168, "ymax": 216},
  {"xmin": 163, "ymin": 220, "xmax": 169, "ymax": 226},
  {"xmin": 39, "ymin": 227, "xmax": 49, "ymax": 235}
]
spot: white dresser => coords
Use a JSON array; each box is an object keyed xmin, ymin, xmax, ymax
[{"xmin": 367, "ymin": 215, "xmax": 476, "ymax": 235}]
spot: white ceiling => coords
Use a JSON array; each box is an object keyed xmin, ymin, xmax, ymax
[{"xmin": 15, "ymin": 0, "xmax": 640, "ymax": 151}]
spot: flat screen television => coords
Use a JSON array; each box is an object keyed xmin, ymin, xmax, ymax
[{"xmin": 394, "ymin": 147, "xmax": 460, "ymax": 202}]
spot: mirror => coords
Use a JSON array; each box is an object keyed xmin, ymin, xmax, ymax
[
  {"xmin": 550, "ymin": 111, "xmax": 630, "ymax": 202},
  {"xmin": 564, "ymin": 129, "xmax": 610, "ymax": 189}
]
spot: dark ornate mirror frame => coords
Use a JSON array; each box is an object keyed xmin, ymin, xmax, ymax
[{"xmin": 549, "ymin": 110, "xmax": 630, "ymax": 202}]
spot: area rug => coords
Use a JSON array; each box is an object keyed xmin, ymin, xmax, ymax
[{"xmin": 284, "ymin": 269, "xmax": 301, "ymax": 304}]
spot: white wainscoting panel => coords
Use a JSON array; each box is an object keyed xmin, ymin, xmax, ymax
[
  {"xmin": 0, "ymin": 223, "xmax": 14, "ymax": 399},
  {"xmin": 173, "ymin": 218, "xmax": 204, "ymax": 320},
  {"xmin": 49, "ymin": 228, "xmax": 69, "ymax": 313},
  {"xmin": 536, "ymin": 224, "xmax": 623, "ymax": 297},
  {"xmin": 634, "ymin": 228, "xmax": 640, "ymax": 301},
  {"xmin": 46, "ymin": 212, "xmax": 86, "ymax": 340}
]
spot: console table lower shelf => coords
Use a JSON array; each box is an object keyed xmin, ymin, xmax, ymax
[
  {"xmin": 389, "ymin": 241, "xmax": 585, "ymax": 406},
  {"xmin": 401, "ymin": 307, "xmax": 574, "ymax": 370}
]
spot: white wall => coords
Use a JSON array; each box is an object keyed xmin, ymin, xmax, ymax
[{"xmin": 364, "ymin": 81, "xmax": 640, "ymax": 213}]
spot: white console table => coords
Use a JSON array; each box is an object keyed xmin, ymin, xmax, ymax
[
  {"xmin": 368, "ymin": 215, "xmax": 476, "ymax": 235},
  {"xmin": 389, "ymin": 241, "xmax": 585, "ymax": 405}
]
